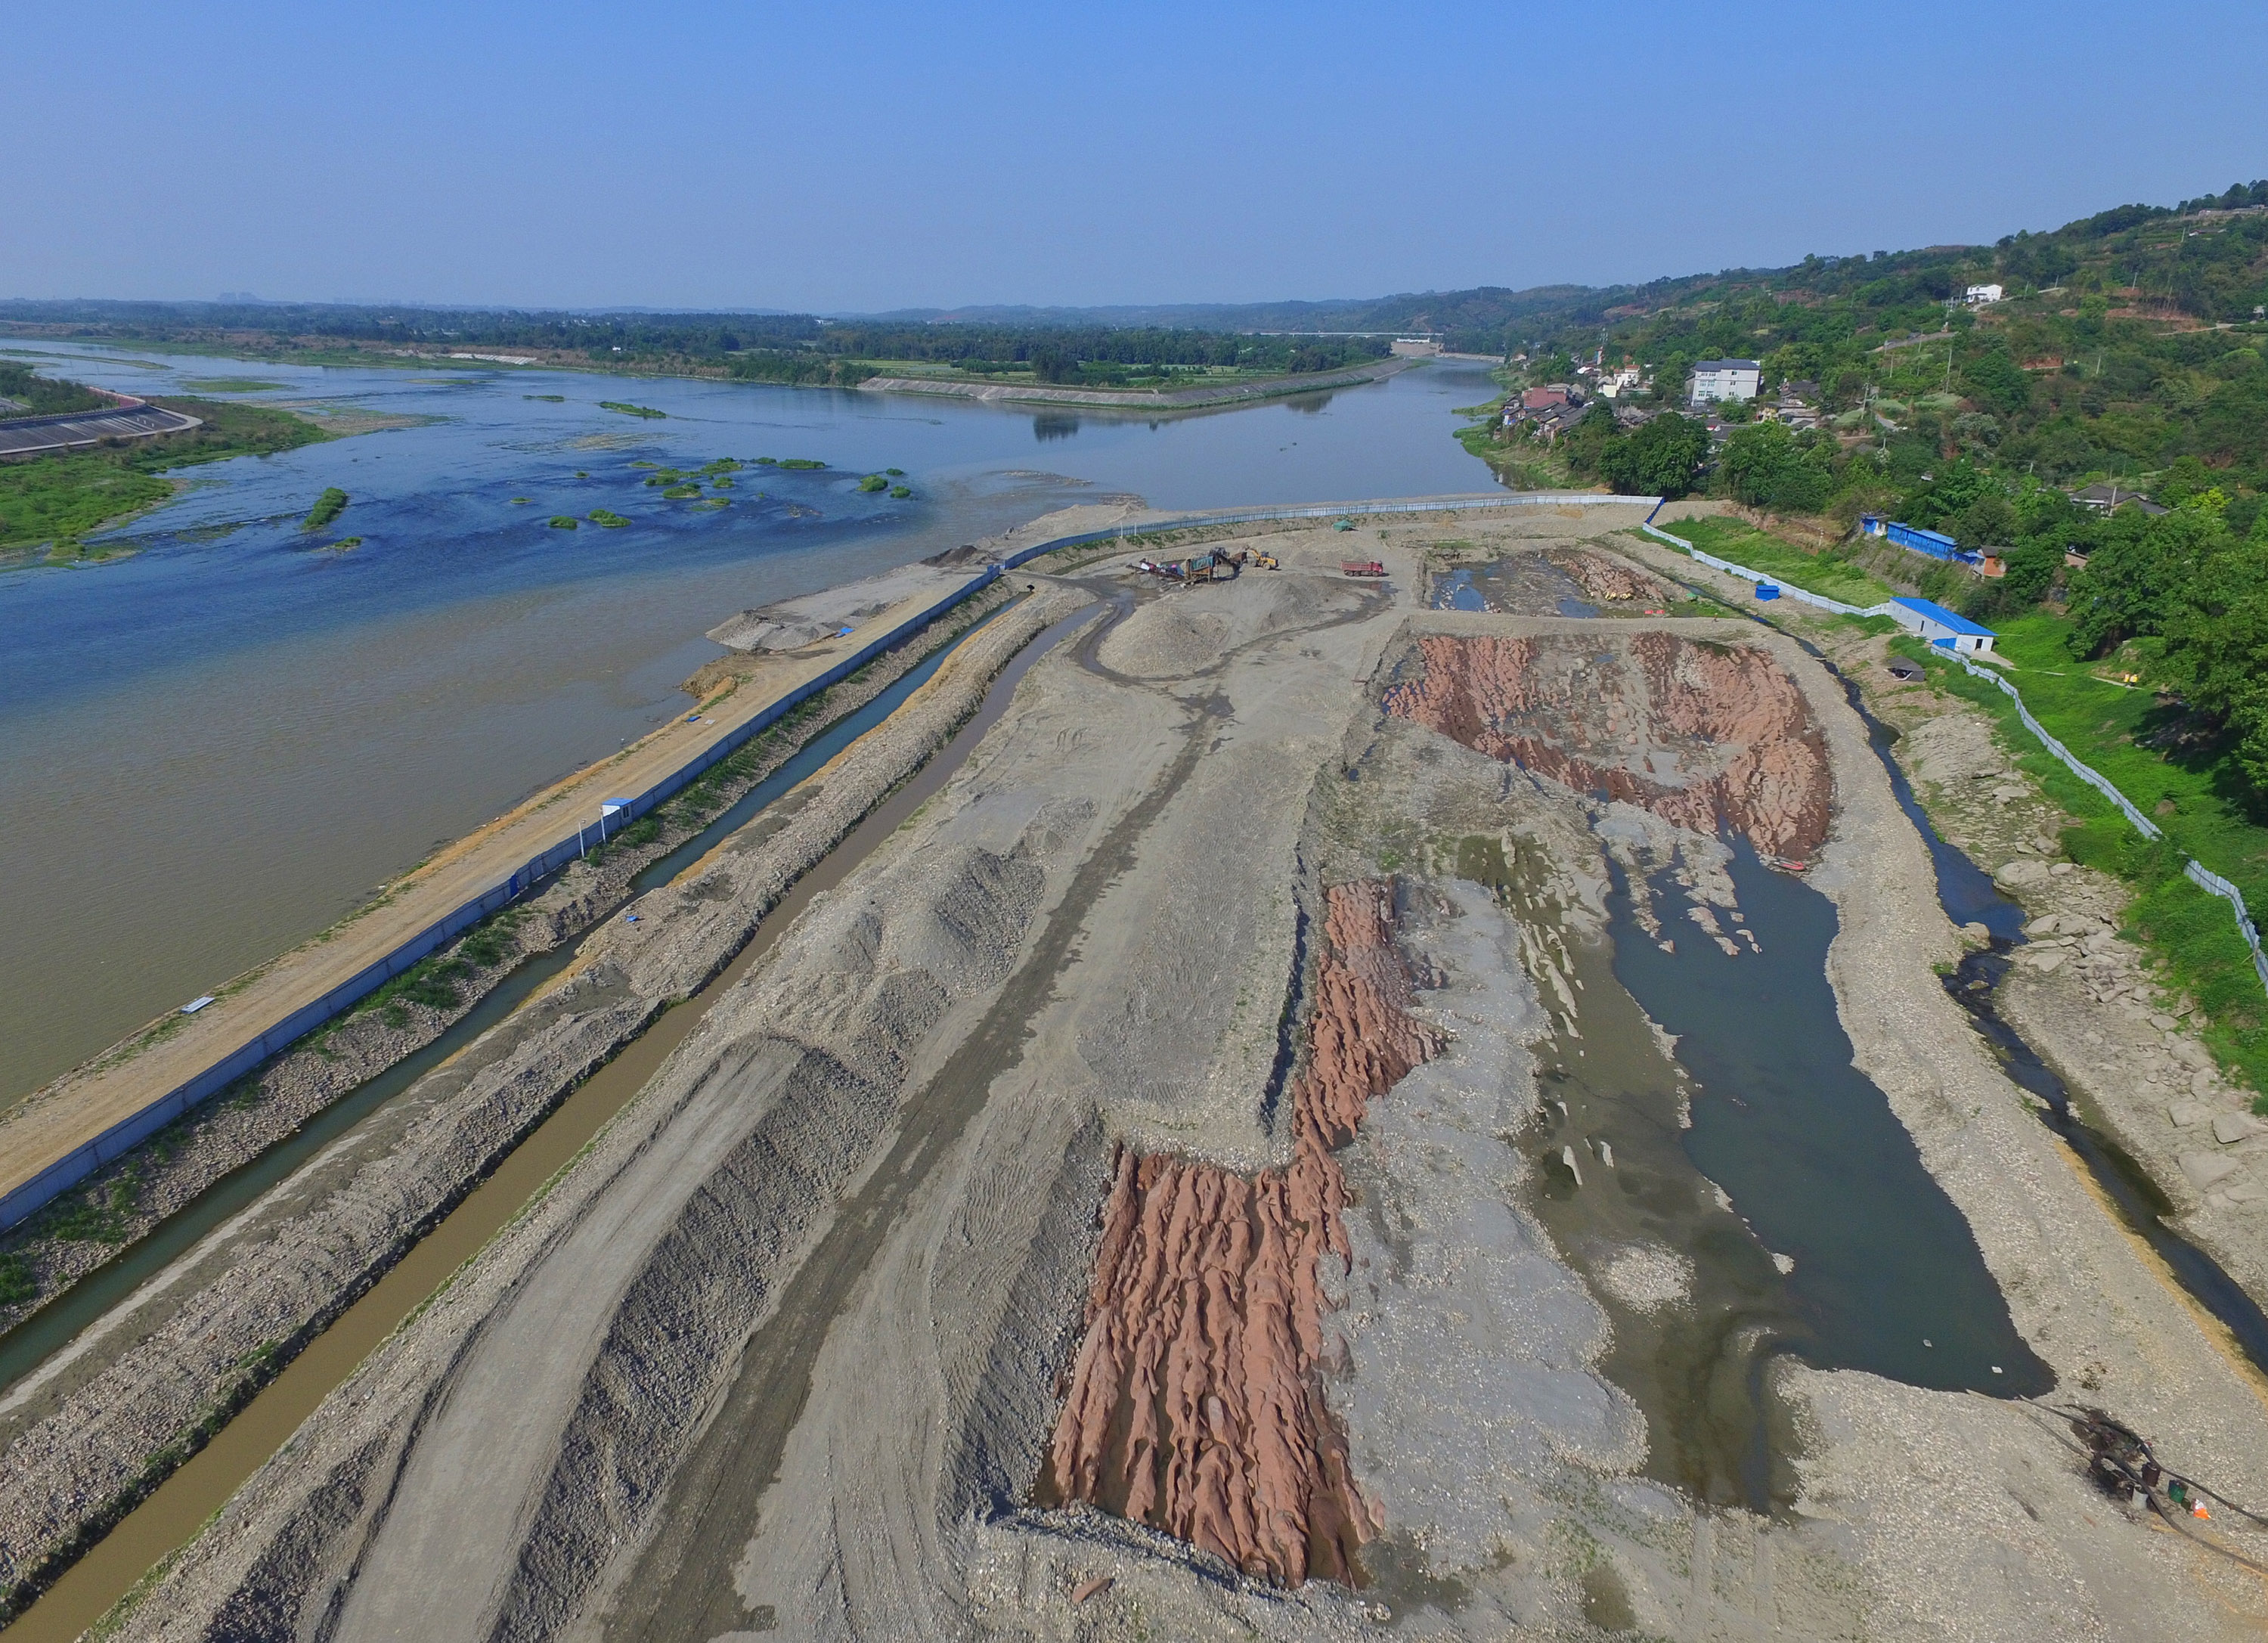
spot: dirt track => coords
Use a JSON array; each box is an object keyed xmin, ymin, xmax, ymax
[{"xmin": 72, "ymin": 511, "xmax": 2268, "ymax": 1640}]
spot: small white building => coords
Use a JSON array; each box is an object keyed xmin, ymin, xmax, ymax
[
  {"xmin": 1597, "ymin": 366, "xmax": 1644, "ymax": 399},
  {"xmin": 1888, "ymin": 597, "xmax": 1996, "ymax": 656},
  {"xmin": 1690, "ymin": 358, "xmax": 1761, "ymax": 404},
  {"xmin": 1964, "ymin": 284, "xmax": 2004, "ymax": 306}
]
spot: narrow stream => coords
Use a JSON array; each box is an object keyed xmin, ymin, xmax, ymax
[
  {"xmin": 0, "ymin": 603, "xmax": 1004, "ymax": 1403},
  {"xmin": 1682, "ymin": 574, "xmax": 2268, "ymax": 1381},
  {"xmin": 0, "ymin": 601, "xmax": 1101, "ymax": 1642},
  {"xmin": 1804, "ymin": 638, "xmax": 2268, "ymax": 1376}
]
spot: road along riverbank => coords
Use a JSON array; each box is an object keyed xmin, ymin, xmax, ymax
[
  {"xmin": 0, "ymin": 585, "xmax": 1099, "ymax": 1635},
  {"xmin": 90, "ymin": 510, "xmax": 2268, "ymax": 1641}
]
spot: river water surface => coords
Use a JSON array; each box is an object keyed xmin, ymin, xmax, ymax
[{"xmin": 0, "ymin": 347, "xmax": 1503, "ymax": 1097}]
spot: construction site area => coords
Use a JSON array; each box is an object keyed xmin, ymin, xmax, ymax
[{"xmin": 5, "ymin": 502, "xmax": 2268, "ymax": 1641}]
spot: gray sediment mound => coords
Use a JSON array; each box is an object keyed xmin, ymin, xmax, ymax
[{"xmin": 0, "ymin": 586, "xmax": 1083, "ymax": 1622}]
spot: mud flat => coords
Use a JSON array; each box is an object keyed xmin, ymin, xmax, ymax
[{"xmin": 50, "ymin": 512, "xmax": 2268, "ymax": 1641}]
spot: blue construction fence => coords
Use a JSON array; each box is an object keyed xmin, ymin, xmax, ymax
[{"xmin": 2, "ymin": 489, "xmax": 1672, "ymax": 1232}]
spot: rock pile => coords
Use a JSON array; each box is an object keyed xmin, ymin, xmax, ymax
[
  {"xmin": 1548, "ymin": 550, "xmax": 1665, "ymax": 604},
  {"xmin": 1042, "ymin": 882, "xmax": 1441, "ymax": 1586}
]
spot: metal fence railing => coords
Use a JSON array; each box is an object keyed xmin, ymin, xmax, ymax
[{"xmin": 1637, "ymin": 510, "xmax": 2268, "ymax": 1003}]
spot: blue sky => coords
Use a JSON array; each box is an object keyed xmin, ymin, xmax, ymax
[{"xmin": 6, "ymin": 1, "xmax": 2261, "ymax": 312}]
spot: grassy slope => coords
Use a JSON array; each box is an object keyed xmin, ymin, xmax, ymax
[
  {"xmin": 0, "ymin": 398, "xmax": 330, "ymax": 556},
  {"xmin": 1656, "ymin": 515, "xmax": 1895, "ymax": 607},
  {"xmin": 1907, "ymin": 611, "xmax": 2268, "ymax": 1100}
]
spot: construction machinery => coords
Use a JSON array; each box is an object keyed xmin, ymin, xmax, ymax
[{"xmin": 1342, "ymin": 560, "xmax": 1387, "ymax": 578}]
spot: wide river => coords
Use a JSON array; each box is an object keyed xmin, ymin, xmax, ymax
[{"xmin": 0, "ymin": 346, "xmax": 1505, "ymax": 1100}]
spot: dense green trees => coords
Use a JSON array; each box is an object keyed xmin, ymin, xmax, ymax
[
  {"xmin": 1557, "ymin": 408, "xmax": 1709, "ymax": 497},
  {"xmin": 1717, "ymin": 423, "xmax": 1833, "ymax": 512}
]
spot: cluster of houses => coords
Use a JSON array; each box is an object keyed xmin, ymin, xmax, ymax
[
  {"xmin": 1498, "ymin": 357, "xmax": 1835, "ymax": 448},
  {"xmin": 1497, "ymin": 383, "xmax": 1594, "ymax": 445}
]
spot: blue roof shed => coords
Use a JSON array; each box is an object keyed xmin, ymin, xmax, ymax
[{"xmin": 1888, "ymin": 597, "xmax": 1997, "ymax": 655}]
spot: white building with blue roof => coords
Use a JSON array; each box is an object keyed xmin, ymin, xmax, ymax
[{"xmin": 1888, "ymin": 597, "xmax": 1996, "ymax": 655}]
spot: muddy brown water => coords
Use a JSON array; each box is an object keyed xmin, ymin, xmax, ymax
[{"xmin": 4, "ymin": 600, "xmax": 1105, "ymax": 1643}]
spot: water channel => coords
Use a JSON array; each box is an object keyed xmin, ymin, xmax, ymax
[{"xmin": 0, "ymin": 346, "xmax": 1507, "ymax": 1099}]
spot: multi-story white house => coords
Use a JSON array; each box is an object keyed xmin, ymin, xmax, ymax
[
  {"xmin": 1690, "ymin": 359, "xmax": 1761, "ymax": 404},
  {"xmin": 1964, "ymin": 283, "xmax": 2004, "ymax": 305}
]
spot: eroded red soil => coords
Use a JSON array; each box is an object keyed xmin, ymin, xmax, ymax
[
  {"xmin": 1041, "ymin": 882, "xmax": 1440, "ymax": 1585},
  {"xmin": 1383, "ymin": 631, "xmax": 1832, "ymax": 859}
]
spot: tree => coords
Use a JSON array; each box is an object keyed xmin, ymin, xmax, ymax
[
  {"xmin": 2065, "ymin": 508, "xmax": 2228, "ymax": 656},
  {"xmin": 2152, "ymin": 522, "xmax": 2268, "ymax": 795},
  {"xmin": 1598, "ymin": 414, "xmax": 1709, "ymax": 498}
]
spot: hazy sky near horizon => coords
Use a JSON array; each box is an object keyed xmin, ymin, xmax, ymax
[{"xmin": 8, "ymin": 1, "xmax": 2263, "ymax": 313}]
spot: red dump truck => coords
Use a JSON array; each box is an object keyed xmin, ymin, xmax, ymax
[{"xmin": 1341, "ymin": 560, "xmax": 1387, "ymax": 578}]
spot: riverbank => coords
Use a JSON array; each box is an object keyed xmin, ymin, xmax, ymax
[
  {"xmin": 0, "ymin": 547, "xmax": 1043, "ymax": 1236},
  {"xmin": 857, "ymin": 355, "xmax": 1408, "ymax": 409},
  {"xmin": 0, "ymin": 575, "xmax": 1018, "ymax": 1339},
  {"xmin": 68, "ymin": 509, "xmax": 2268, "ymax": 1640}
]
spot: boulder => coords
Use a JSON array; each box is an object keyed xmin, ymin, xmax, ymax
[
  {"xmin": 2167, "ymin": 1102, "xmax": 2213, "ymax": 1128},
  {"xmin": 2212, "ymin": 1111, "xmax": 2262, "ymax": 1145},
  {"xmin": 2183, "ymin": 1151, "xmax": 2240, "ymax": 1190},
  {"xmin": 1994, "ymin": 857, "xmax": 2050, "ymax": 888}
]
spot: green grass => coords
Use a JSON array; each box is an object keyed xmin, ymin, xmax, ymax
[
  {"xmin": 661, "ymin": 483, "xmax": 700, "ymax": 498},
  {"xmin": 857, "ymin": 473, "xmax": 887, "ymax": 492},
  {"xmin": 1904, "ymin": 617, "xmax": 2268, "ymax": 1102},
  {"xmin": 598, "ymin": 401, "xmax": 665, "ymax": 419},
  {"xmin": 1, "ymin": 397, "xmax": 330, "ymax": 558},
  {"xmin": 0, "ymin": 1253, "xmax": 35, "ymax": 1307},
  {"xmin": 776, "ymin": 457, "xmax": 826, "ymax": 470},
  {"xmin": 0, "ymin": 460, "xmax": 171, "ymax": 551},
  {"xmin": 178, "ymin": 377, "xmax": 285, "ymax": 393},
  {"xmin": 889, "ymin": 485, "xmax": 912, "ymax": 499},
  {"xmin": 1659, "ymin": 516, "xmax": 1893, "ymax": 608},
  {"xmin": 549, "ymin": 515, "xmax": 578, "ymax": 529},
  {"xmin": 301, "ymin": 487, "xmax": 349, "ymax": 532},
  {"xmin": 588, "ymin": 509, "xmax": 630, "ymax": 528},
  {"xmin": 523, "ymin": 393, "xmax": 565, "ymax": 402}
]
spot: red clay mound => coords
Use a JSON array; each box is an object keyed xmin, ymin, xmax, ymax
[
  {"xmin": 1383, "ymin": 631, "xmax": 1831, "ymax": 860},
  {"xmin": 1041, "ymin": 881, "xmax": 1441, "ymax": 1586}
]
